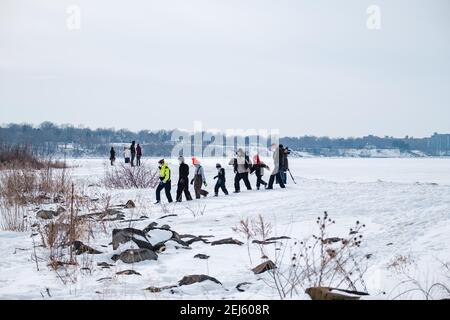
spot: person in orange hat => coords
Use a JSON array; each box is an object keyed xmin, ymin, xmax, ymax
[{"xmin": 190, "ymin": 157, "xmax": 208, "ymax": 199}]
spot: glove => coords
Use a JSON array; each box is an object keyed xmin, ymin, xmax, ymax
[
  {"xmin": 190, "ymin": 179, "xmax": 194, "ymax": 185},
  {"xmin": 204, "ymin": 182, "xmax": 207, "ymax": 187}
]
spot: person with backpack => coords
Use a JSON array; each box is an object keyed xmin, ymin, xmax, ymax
[
  {"xmin": 252, "ymin": 154, "xmax": 270, "ymax": 190},
  {"xmin": 109, "ymin": 147, "xmax": 116, "ymax": 166},
  {"xmin": 228, "ymin": 148, "xmax": 252, "ymax": 193},
  {"xmin": 130, "ymin": 141, "xmax": 136, "ymax": 167},
  {"xmin": 136, "ymin": 144, "xmax": 142, "ymax": 166},
  {"xmin": 267, "ymin": 144, "xmax": 286, "ymax": 189},
  {"xmin": 213, "ymin": 163, "xmax": 229, "ymax": 196},
  {"xmin": 176, "ymin": 156, "xmax": 193, "ymax": 202},
  {"xmin": 123, "ymin": 146, "xmax": 131, "ymax": 164},
  {"xmin": 155, "ymin": 159, "xmax": 173, "ymax": 204},
  {"xmin": 190, "ymin": 157, "xmax": 208, "ymax": 199}
]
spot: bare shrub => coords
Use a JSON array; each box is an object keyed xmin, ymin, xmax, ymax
[
  {"xmin": 0, "ymin": 201, "xmax": 29, "ymax": 231},
  {"xmin": 389, "ymin": 258, "xmax": 450, "ymax": 300},
  {"xmin": 233, "ymin": 215, "xmax": 272, "ymax": 264},
  {"xmin": 250, "ymin": 212, "xmax": 369, "ymax": 299},
  {"xmin": 103, "ymin": 163, "xmax": 159, "ymax": 189}
]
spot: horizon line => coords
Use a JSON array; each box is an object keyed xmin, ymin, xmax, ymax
[{"xmin": 0, "ymin": 121, "xmax": 448, "ymax": 140}]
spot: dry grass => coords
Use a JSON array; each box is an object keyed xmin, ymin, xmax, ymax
[
  {"xmin": 184, "ymin": 203, "xmax": 206, "ymax": 218},
  {"xmin": 37, "ymin": 185, "xmax": 93, "ymax": 270},
  {"xmin": 0, "ymin": 144, "xmax": 67, "ymax": 170},
  {"xmin": 388, "ymin": 256, "xmax": 450, "ymax": 300},
  {"xmin": 103, "ymin": 163, "xmax": 159, "ymax": 189},
  {"xmin": 0, "ymin": 162, "xmax": 71, "ymax": 206},
  {"xmin": 0, "ymin": 201, "xmax": 29, "ymax": 231}
]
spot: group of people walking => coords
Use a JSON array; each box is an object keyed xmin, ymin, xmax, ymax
[
  {"xmin": 154, "ymin": 144, "xmax": 290, "ymax": 204},
  {"xmin": 109, "ymin": 141, "xmax": 143, "ymax": 167}
]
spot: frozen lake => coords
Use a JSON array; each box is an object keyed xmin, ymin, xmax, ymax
[
  {"xmin": 294, "ymin": 158, "xmax": 450, "ymax": 185},
  {"xmin": 1, "ymin": 157, "xmax": 449, "ymax": 299},
  {"xmin": 69, "ymin": 157, "xmax": 450, "ymax": 185}
]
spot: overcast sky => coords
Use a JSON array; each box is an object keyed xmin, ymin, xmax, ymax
[{"xmin": 0, "ymin": 0, "xmax": 449, "ymax": 137}]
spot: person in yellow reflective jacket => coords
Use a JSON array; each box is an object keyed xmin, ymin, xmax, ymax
[{"xmin": 155, "ymin": 159, "xmax": 173, "ymax": 204}]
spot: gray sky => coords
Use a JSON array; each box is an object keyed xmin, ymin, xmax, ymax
[{"xmin": 1, "ymin": 0, "xmax": 449, "ymax": 137}]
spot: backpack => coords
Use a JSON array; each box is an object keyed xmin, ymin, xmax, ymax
[{"xmin": 244, "ymin": 155, "xmax": 250, "ymax": 170}]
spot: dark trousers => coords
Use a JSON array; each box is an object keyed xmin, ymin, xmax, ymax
[
  {"xmin": 194, "ymin": 175, "xmax": 208, "ymax": 199},
  {"xmin": 280, "ymin": 171, "xmax": 287, "ymax": 184},
  {"xmin": 136, "ymin": 156, "xmax": 141, "ymax": 166},
  {"xmin": 176, "ymin": 177, "xmax": 192, "ymax": 202},
  {"xmin": 156, "ymin": 181, "xmax": 173, "ymax": 202},
  {"xmin": 214, "ymin": 179, "xmax": 229, "ymax": 195},
  {"xmin": 110, "ymin": 158, "xmax": 115, "ymax": 166},
  {"xmin": 131, "ymin": 153, "xmax": 135, "ymax": 166},
  {"xmin": 256, "ymin": 175, "xmax": 267, "ymax": 189},
  {"xmin": 234, "ymin": 172, "xmax": 252, "ymax": 192},
  {"xmin": 268, "ymin": 173, "xmax": 285, "ymax": 189}
]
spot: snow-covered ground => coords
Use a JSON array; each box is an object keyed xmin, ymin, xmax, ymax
[{"xmin": 0, "ymin": 157, "xmax": 449, "ymax": 300}]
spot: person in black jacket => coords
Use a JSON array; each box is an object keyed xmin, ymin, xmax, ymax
[
  {"xmin": 136, "ymin": 144, "xmax": 142, "ymax": 166},
  {"xmin": 109, "ymin": 147, "xmax": 116, "ymax": 166},
  {"xmin": 228, "ymin": 148, "xmax": 252, "ymax": 193},
  {"xmin": 176, "ymin": 156, "xmax": 193, "ymax": 202},
  {"xmin": 277, "ymin": 144, "xmax": 289, "ymax": 185},
  {"xmin": 213, "ymin": 163, "xmax": 229, "ymax": 196},
  {"xmin": 130, "ymin": 141, "xmax": 136, "ymax": 167}
]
